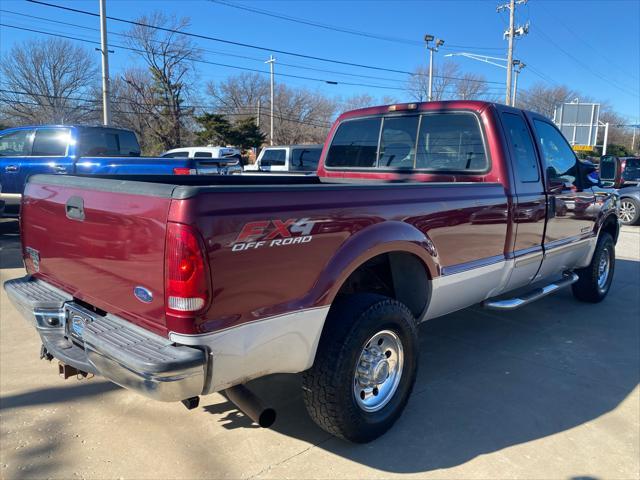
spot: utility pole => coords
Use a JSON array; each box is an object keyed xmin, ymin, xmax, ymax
[
  {"xmin": 256, "ymin": 99, "xmax": 261, "ymax": 128},
  {"xmin": 497, "ymin": 0, "xmax": 528, "ymax": 106},
  {"xmin": 511, "ymin": 60, "xmax": 525, "ymax": 107},
  {"xmin": 99, "ymin": 0, "xmax": 111, "ymax": 125},
  {"xmin": 424, "ymin": 34, "xmax": 445, "ymax": 102},
  {"xmin": 265, "ymin": 55, "xmax": 276, "ymax": 145}
]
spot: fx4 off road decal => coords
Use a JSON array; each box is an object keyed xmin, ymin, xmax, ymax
[{"xmin": 232, "ymin": 218, "xmax": 316, "ymax": 252}]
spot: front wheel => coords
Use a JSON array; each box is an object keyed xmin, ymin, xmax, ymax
[
  {"xmin": 302, "ymin": 294, "xmax": 419, "ymax": 443},
  {"xmin": 572, "ymin": 232, "xmax": 615, "ymax": 303},
  {"xmin": 619, "ymin": 198, "xmax": 640, "ymax": 225}
]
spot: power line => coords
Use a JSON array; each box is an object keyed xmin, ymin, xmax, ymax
[
  {"xmin": 25, "ymin": 0, "xmax": 506, "ymax": 86},
  {"xmin": 0, "ymin": 23, "xmax": 411, "ymax": 92},
  {"xmin": 210, "ymin": 0, "xmax": 504, "ymax": 52},
  {"xmin": 0, "ymin": 88, "xmax": 334, "ymax": 127},
  {"xmin": 2, "ymin": 18, "xmax": 506, "ymax": 90},
  {"xmin": 0, "ymin": 9, "xmax": 410, "ymax": 85}
]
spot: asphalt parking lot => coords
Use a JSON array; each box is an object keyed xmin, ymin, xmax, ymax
[{"xmin": 1, "ymin": 218, "xmax": 638, "ymax": 480}]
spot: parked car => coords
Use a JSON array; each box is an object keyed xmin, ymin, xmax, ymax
[
  {"xmin": 0, "ymin": 125, "xmax": 214, "ymax": 214},
  {"xmin": 161, "ymin": 147, "xmax": 243, "ymax": 175},
  {"xmin": 599, "ymin": 155, "xmax": 640, "ymax": 188},
  {"xmin": 617, "ymin": 185, "xmax": 640, "ymax": 225},
  {"xmin": 245, "ymin": 144, "xmax": 322, "ymax": 172},
  {"xmin": 4, "ymin": 101, "xmax": 619, "ymax": 443}
]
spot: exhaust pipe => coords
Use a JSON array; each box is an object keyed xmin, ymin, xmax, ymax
[{"xmin": 223, "ymin": 384, "xmax": 276, "ymax": 428}]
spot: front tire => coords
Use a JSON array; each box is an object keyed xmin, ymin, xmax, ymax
[
  {"xmin": 572, "ymin": 232, "xmax": 615, "ymax": 303},
  {"xmin": 302, "ymin": 294, "xmax": 419, "ymax": 443}
]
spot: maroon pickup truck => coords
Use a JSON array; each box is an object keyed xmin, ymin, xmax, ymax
[{"xmin": 5, "ymin": 101, "xmax": 619, "ymax": 442}]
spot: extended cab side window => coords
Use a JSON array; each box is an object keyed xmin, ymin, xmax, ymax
[
  {"xmin": 194, "ymin": 152, "xmax": 213, "ymax": 158},
  {"xmin": 291, "ymin": 148, "xmax": 321, "ymax": 171},
  {"xmin": 32, "ymin": 129, "xmax": 70, "ymax": 156},
  {"xmin": 260, "ymin": 149, "xmax": 286, "ymax": 166},
  {"xmin": 502, "ymin": 113, "xmax": 539, "ymax": 182},
  {"xmin": 0, "ymin": 130, "xmax": 32, "ymax": 156},
  {"xmin": 533, "ymin": 120, "xmax": 578, "ymax": 189},
  {"xmin": 325, "ymin": 117, "xmax": 381, "ymax": 168},
  {"xmin": 416, "ymin": 113, "xmax": 487, "ymax": 172},
  {"xmin": 378, "ymin": 116, "xmax": 418, "ymax": 169},
  {"xmin": 78, "ymin": 129, "xmax": 141, "ymax": 157}
]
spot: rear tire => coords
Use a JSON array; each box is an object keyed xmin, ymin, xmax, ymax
[
  {"xmin": 302, "ymin": 294, "xmax": 419, "ymax": 443},
  {"xmin": 572, "ymin": 232, "xmax": 615, "ymax": 303}
]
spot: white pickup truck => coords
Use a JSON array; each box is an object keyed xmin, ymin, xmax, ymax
[{"xmin": 245, "ymin": 144, "xmax": 322, "ymax": 173}]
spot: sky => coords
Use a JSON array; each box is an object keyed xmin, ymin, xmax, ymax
[{"xmin": 0, "ymin": 0, "xmax": 639, "ymax": 123}]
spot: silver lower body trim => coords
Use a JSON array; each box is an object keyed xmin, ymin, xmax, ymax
[{"xmin": 170, "ymin": 306, "xmax": 330, "ymax": 394}]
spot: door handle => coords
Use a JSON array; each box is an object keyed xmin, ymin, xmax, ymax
[
  {"xmin": 5, "ymin": 165, "xmax": 18, "ymax": 172},
  {"xmin": 54, "ymin": 166, "xmax": 67, "ymax": 173}
]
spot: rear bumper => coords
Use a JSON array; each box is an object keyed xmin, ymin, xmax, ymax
[
  {"xmin": 0, "ymin": 193, "xmax": 21, "ymax": 206},
  {"xmin": 4, "ymin": 276, "xmax": 206, "ymax": 402}
]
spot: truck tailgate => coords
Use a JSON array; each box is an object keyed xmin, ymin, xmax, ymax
[{"xmin": 21, "ymin": 176, "xmax": 175, "ymax": 336}]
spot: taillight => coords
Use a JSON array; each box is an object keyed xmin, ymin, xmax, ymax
[
  {"xmin": 173, "ymin": 167, "xmax": 196, "ymax": 175},
  {"xmin": 165, "ymin": 222, "xmax": 209, "ymax": 315}
]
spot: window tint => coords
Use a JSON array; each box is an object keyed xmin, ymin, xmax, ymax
[
  {"xmin": 533, "ymin": 120, "xmax": 578, "ymax": 187},
  {"xmin": 32, "ymin": 129, "xmax": 69, "ymax": 156},
  {"xmin": 194, "ymin": 151, "xmax": 213, "ymax": 158},
  {"xmin": 78, "ymin": 128, "xmax": 141, "ymax": 157},
  {"xmin": 378, "ymin": 116, "xmax": 418, "ymax": 169},
  {"xmin": 260, "ymin": 149, "xmax": 286, "ymax": 166},
  {"xmin": 599, "ymin": 156, "xmax": 616, "ymax": 181},
  {"xmin": 0, "ymin": 130, "xmax": 32, "ymax": 156},
  {"xmin": 502, "ymin": 113, "xmax": 539, "ymax": 182},
  {"xmin": 326, "ymin": 117, "xmax": 381, "ymax": 168},
  {"xmin": 416, "ymin": 113, "xmax": 487, "ymax": 171},
  {"xmin": 118, "ymin": 130, "xmax": 141, "ymax": 156},
  {"xmin": 291, "ymin": 147, "xmax": 321, "ymax": 171},
  {"xmin": 162, "ymin": 151, "xmax": 189, "ymax": 158},
  {"xmin": 622, "ymin": 158, "xmax": 640, "ymax": 180}
]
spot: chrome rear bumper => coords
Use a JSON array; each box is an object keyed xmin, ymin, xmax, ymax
[{"xmin": 4, "ymin": 276, "xmax": 206, "ymax": 402}]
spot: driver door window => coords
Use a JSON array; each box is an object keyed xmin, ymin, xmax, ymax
[{"xmin": 533, "ymin": 120, "xmax": 578, "ymax": 190}]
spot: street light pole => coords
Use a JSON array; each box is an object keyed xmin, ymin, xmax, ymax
[
  {"xmin": 265, "ymin": 55, "xmax": 276, "ymax": 145},
  {"xmin": 99, "ymin": 0, "xmax": 111, "ymax": 125},
  {"xmin": 511, "ymin": 60, "xmax": 525, "ymax": 107},
  {"xmin": 424, "ymin": 34, "xmax": 444, "ymax": 102}
]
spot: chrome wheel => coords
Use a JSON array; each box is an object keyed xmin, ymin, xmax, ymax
[
  {"xmin": 619, "ymin": 200, "xmax": 637, "ymax": 224},
  {"xmin": 597, "ymin": 247, "xmax": 611, "ymax": 291},
  {"xmin": 353, "ymin": 330, "xmax": 404, "ymax": 413}
]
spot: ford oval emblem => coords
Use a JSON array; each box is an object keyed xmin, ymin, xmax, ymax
[{"xmin": 134, "ymin": 286, "xmax": 153, "ymax": 303}]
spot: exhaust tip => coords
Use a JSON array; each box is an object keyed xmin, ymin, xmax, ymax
[{"xmin": 258, "ymin": 408, "xmax": 277, "ymax": 428}]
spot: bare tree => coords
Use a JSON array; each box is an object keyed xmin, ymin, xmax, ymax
[
  {"xmin": 454, "ymin": 73, "xmax": 491, "ymax": 100},
  {"xmin": 518, "ymin": 83, "xmax": 580, "ymax": 118},
  {"xmin": 205, "ymin": 74, "xmax": 337, "ymax": 145},
  {"xmin": 121, "ymin": 12, "xmax": 198, "ymax": 151},
  {"xmin": 406, "ymin": 62, "xmax": 460, "ymax": 102},
  {"xmin": 339, "ymin": 93, "xmax": 377, "ymax": 112},
  {"xmin": 0, "ymin": 38, "xmax": 99, "ymax": 124},
  {"xmin": 206, "ymin": 73, "xmax": 269, "ymax": 117}
]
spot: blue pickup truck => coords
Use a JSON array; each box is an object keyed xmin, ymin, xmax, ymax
[{"xmin": 0, "ymin": 125, "xmax": 241, "ymax": 213}]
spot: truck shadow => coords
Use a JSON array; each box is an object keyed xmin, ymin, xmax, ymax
[{"xmin": 204, "ymin": 258, "xmax": 640, "ymax": 473}]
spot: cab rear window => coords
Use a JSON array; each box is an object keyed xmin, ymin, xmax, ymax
[{"xmin": 325, "ymin": 112, "xmax": 487, "ymax": 172}]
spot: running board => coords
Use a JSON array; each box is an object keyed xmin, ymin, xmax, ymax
[{"xmin": 482, "ymin": 272, "xmax": 579, "ymax": 311}]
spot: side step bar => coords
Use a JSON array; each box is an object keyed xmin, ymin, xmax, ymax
[{"xmin": 482, "ymin": 272, "xmax": 579, "ymax": 311}]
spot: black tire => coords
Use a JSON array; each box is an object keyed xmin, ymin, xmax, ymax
[
  {"xmin": 619, "ymin": 197, "xmax": 640, "ymax": 225},
  {"xmin": 572, "ymin": 232, "xmax": 615, "ymax": 303},
  {"xmin": 302, "ymin": 293, "xmax": 419, "ymax": 443}
]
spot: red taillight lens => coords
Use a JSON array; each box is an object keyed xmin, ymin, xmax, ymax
[
  {"xmin": 173, "ymin": 167, "xmax": 196, "ymax": 175},
  {"xmin": 165, "ymin": 222, "xmax": 209, "ymax": 315}
]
